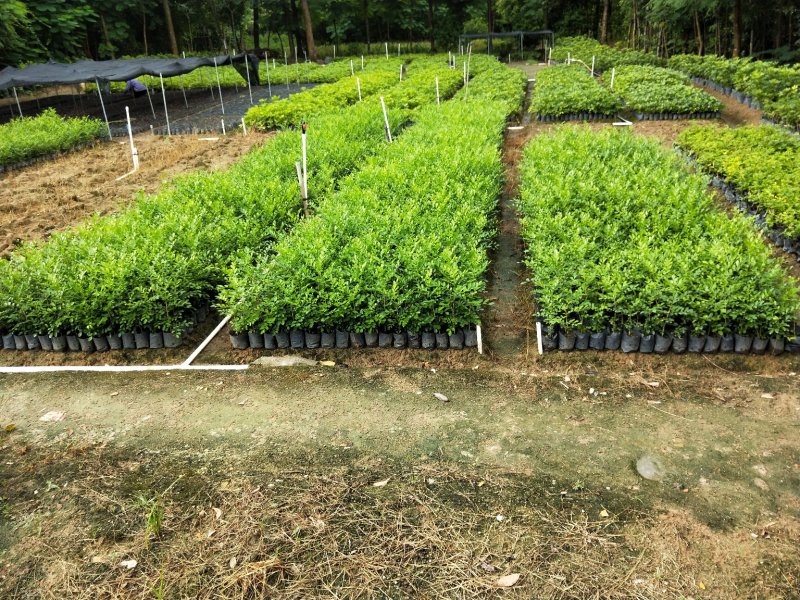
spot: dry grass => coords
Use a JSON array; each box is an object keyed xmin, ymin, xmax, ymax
[{"xmin": 1, "ymin": 441, "xmax": 798, "ymax": 599}]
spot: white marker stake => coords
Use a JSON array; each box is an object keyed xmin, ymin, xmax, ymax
[
  {"xmin": 333, "ymin": 44, "xmax": 336, "ymax": 59},
  {"xmin": 568, "ymin": 52, "xmax": 571, "ymax": 64},
  {"xmin": 548, "ymin": 47, "xmax": 552, "ymax": 65},
  {"xmin": 213, "ymin": 58, "xmax": 225, "ymax": 114},
  {"xmin": 221, "ymin": 119, "xmax": 226, "ymax": 135},
  {"xmin": 125, "ymin": 106, "xmax": 139, "ymax": 170},
  {"xmin": 463, "ymin": 61, "xmax": 467, "ymax": 85},
  {"xmin": 350, "ymin": 59, "xmax": 354, "ymax": 75},
  {"xmin": 244, "ymin": 54, "xmax": 254, "ymax": 104},
  {"xmin": 284, "ymin": 53, "xmax": 290, "ymax": 92},
  {"xmin": 399, "ymin": 63, "xmax": 403, "ymax": 81},
  {"xmin": 241, "ymin": 117, "xmax": 247, "ymax": 135},
  {"xmin": 610, "ymin": 67, "xmax": 616, "ymax": 89},
  {"xmin": 264, "ymin": 52, "xmax": 272, "ymax": 98},
  {"xmin": 380, "ymin": 96, "xmax": 392, "ymax": 142},
  {"xmin": 301, "ymin": 123, "xmax": 308, "ymax": 200},
  {"xmin": 591, "ymin": 55, "xmax": 595, "ymax": 77},
  {"xmin": 536, "ymin": 322, "xmax": 543, "ymax": 355},
  {"xmin": 356, "ymin": 77, "xmax": 362, "ymax": 101},
  {"xmin": 12, "ymin": 86, "xmax": 22, "ymax": 117},
  {"xmin": 385, "ymin": 42, "xmax": 389, "ymax": 59},
  {"xmin": 477, "ymin": 325, "xmax": 483, "ymax": 355},
  {"xmin": 159, "ymin": 73, "xmax": 171, "ymax": 136},
  {"xmin": 435, "ymin": 76, "xmax": 440, "ymax": 106},
  {"xmin": 361, "ymin": 55, "xmax": 365, "ymax": 70}
]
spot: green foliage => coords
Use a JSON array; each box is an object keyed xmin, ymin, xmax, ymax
[
  {"xmin": 518, "ymin": 127, "xmax": 799, "ymax": 338},
  {"xmin": 669, "ymin": 54, "xmax": 800, "ymax": 130},
  {"xmin": 221, "ymin": 59, "xmax": 526, "ymax": 336},
  {"xmin": 530, "ymin": 65, "xmax": 620, "ymax": 118},
  {"xmin": 550, "ymin": 36, "xmax": 662, "ymax": 72},
  {"xmin": 605, "ymin": 65, "xmax": 723, "ymax": 115},
  {"xmin": 677, "ymin": 124, "xmax": 800, "ymax": 240},
  {"xmin": 0, "ymin": 94, "xmax": 407, "ymax": 337},
  {"xmin": 0, "ymin": 108, "xmax": 104, "ymax": 166}
]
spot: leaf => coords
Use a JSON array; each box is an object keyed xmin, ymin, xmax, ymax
[
  {"xmin": 372, "ymin": 478, "xmax": 390, "ymax": 488},
  {"xmin": 212, "ymin": 507, "xmax": 223, "ymax": 520},
  {"xmin": 496, "ymin": 573, "xmax": 521, "ymax": 587},
  {"xmin": 4, "ymin": 424, "xmax": 16, "ymax": 433}
]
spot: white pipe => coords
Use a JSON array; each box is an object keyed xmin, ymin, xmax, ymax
[
  {"xmin": 361, "ymin": 55, "xmax": 364, "ymax": 70},
  {"xmin": 145, "ymin": 76, "xmax": 157, "ymax": 118},
  {"xmin": 125, "ymin": 106, "xmax": 139, "ymax": 170},
  {"xmin": 435, "ymin": 76, "xmax": 440, "ymax": 106},
  {"xmin": 221, "ymin": 119, "xmax": 226, "ymax": 135},
  {"xmin": 356, "ymin": 77, "xmax": 362, "ymax": 101},
  {"xmin": 333, "ymin": 44, "xmax": 336, "ymax": 59},
  {"xmin": 182, "ymin": 315, "xmax": 231, "ymax": 366},
  {"xmin": 548, "ymin": 47, "xmax": 552, "ymax": 65},
  {"xmin": 301, "ymin": 125, "xmax": 308, "ymax": 198},
  {"xmin": 159, "ymin": 73, "xmax": 171, "ymax": 136},
  {"xmin": 591, "ymin": 55, "xmax": 595, "ymax": 76},
  {"xmin": 0, "ymin": 365, "xmax": 248, "ymax": 374},
  {"xmin": 610, "ymin": 67, "xmax": 616, "ymax": 89},
  {"xmin": 94, "ymin": 79, "xmax": 113, "ymax": 140},
  {"xmin": 385, "ymin": 42, "xmax": 389, "ymax": 59},
  {"xmin": 213, "ymin": 58, "xmax": 225, "ymax": 114},
  {"xmin": 350, "ymin": 59, "xmax": 354, "ymax": 75},
  {"xmin": 241, "ymin": 117, "xmax": 247, "ymax": 135},
  {"xmin": 12, "ymin": 86, "xmax": 22, "ymax": 117},
  {"xmin": 264, "ymin": 54, "xmax": 272, "ymax": 99},
  {"xmin": 477, "ymin": 325, "xmax": 483, "ymax": 355},
  {"xmin": 380, "ymin": 96, "xmax": 392, "ymax": 142},
  {"xmin": 536, "ymin": 322, "xmax": 543, "ymax": 355},
  {"xmin": 245, "ymin": 54, "xmax": 253, "ymax": 105},
  {"xmin": 284, "ymin": 53, "xmax": 290, "ymax": 92},
  {"xmin": 399, "ymin": 63, "xmax": 403, "ymax": 81}
]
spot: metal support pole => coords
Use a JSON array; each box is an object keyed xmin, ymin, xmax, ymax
[
  {"xmin": 12, "ymin": 87, "xmax": 22, "ymax": 117},
  {"xmin": 264, "ymin": 52, "xmax": 272, "ymax": 99},
  {"xmin": 144, "ymin": 77, "xmax": 157, "ymax": 118},
  {"xmin": 94, "ymin": 79, "xmax": 113, "ymax": 140},
  {"xmin": 244, "ymin": 54, "xmax": 253, "ymax": 104},
  {"xmin": 380, "ymin": 96, "xmax": 392, "ymax": 143},
  {"xmin": 159, "ymin": 73, "xmax": 171, "ymax": 136},
  {"xmin": 284, "ymin": 52, "xmax": 290, "ymax": 93},
  {"xmin": 213, "ymin": 57, "xmax": 225, "ymax": 114}
]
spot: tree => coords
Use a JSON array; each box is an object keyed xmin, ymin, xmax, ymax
[
  {"xmin": 599, "ymin": 0, "xmax": 611, "ymax": 43},
  {"xmin": 162, "ymin": 0, "xmax": 179, "ymax": 54},
  {"xmin": 299, "ymin": 0, "xmax": 316, "ymax": 59},
  {"xmin": 732, "ymin": 0, "xmax": 742, "ymax": 56}
]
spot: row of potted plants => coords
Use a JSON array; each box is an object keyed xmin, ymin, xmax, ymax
[
  {"xmin": 518, "ymin": 127, "xmax": 800, "ymax": 353},
  {"xmin": 529, "ymin": 65, "xmax": 620, "ymax": 119},
  {"xmin": 602, "ymin": 65, "xmax": 723, "ymax": 118},
  {"xmin": 0, "ymin": 91, "xmax": 413, "ymax": 351},
  {"xmin": 219, "ymin": 60, "xmax": 526, "ymax": 346},
  {"xmin": 0, "ymin": 108, "xmax": 105, "ymax": 168},
  {"xmin": 675, "ymin": 124, "xmax": 800, "ymax": 253}
]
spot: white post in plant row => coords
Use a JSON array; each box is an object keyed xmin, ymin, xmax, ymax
[
  {"xmin": 435, "ymin": 76, "xmax": 440, "ymax": 106},
  {"xmin": 12, "ymin": 86, "xmax": 22, "ymax": 117},
  {"xmin": 399, "ymin": 63, "xmax": 403, "ymax": 81},
  {"xmin": 356, "ymin": 77, "xmax": 362, "ymax": 101},
  {"xmin": 241, "ymin": 117, "xmax": 247, "ymax": 135},
  {"xmin": 610, "ymin": 67, "xmax": 616, "ymax": 89},
  {"xmin": 301, "ymin": 121, "xmax": 308, "ymax": 200},
  {"xmin": 361, "ymin": 55, "xmax": 365, "ymax": 69},
  {"xmin": 380, "ymin": 96, "xmax": 392, "ymax": 143},
  {"xmin": 284, "ymin": 52, "xmax": 290, "ymax": 93},
  {"xmin": 221, "ymin": 119, "xmax": 226, "ymax": 135},
  {"xmin": 333, "ymin": 44, "xmax": 336, "ymax": 59},
  {"xmin": 213, "ymin": 58, "xmax": 225, "ymax": 114},
  {"xmin": 264, "ymin": 52, "xmax": 272, "ymax": 99},
  {"xmin": 350, "ymin": 59, "xmax": 354, "ymax": 75},
  {"xmin": 244, "ymin": 54, "xmax": 254, "ymax": 105},
  {"xmin": 548, "ymin": 47, "xmax": 552, "ymax": 65},
  {"xmin": 94, "ymin": 78, "xmax": 113, "ymax": 140},
  {"xmin": 591, "ymin": 55, "xmax": 595, "ymax": 77},
  {"xmin": 125, "ymin": 106, "xmax": 139, "ymax": 170},
  {"xmin": 159, "ymin": 73, "xmax": 171, "ymax": 136},
  {"xmin": 385, "ymin": 42, "xmax": 389, "ymax": 59}
]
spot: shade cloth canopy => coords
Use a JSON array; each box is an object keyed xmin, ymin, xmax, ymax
[{"xmin": 0, "ymin": 53, "xmax": 258, "ymax": 91}]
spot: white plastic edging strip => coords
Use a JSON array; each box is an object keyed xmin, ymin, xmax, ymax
[
  {"xmin": 0, "ymin": 365, "xmax": 248, "ymax": 374},
  {"xmin": 183, "ymin": 314, "xmax": 232, "ymax": 366},
  {"xmin": 613, "ymin": 114, "xmax": 633, "ymax": 127},
  {"xmin": 536, "ymin": 321, "xmax": 543, "ymax": 355}
]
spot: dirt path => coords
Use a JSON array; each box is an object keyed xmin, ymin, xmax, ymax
[
  {"xmin": 0, "ymin": 131, "xmax": 269, "ymax": 255},
  {"xmin": 1, "ymin": 360, "xmax": 799, "ymax": 598}
]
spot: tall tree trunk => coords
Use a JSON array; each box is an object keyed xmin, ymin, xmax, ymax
[
  {"xmin": 253, "ymin": 0, "xmax": 260, "ymax": 51},
  {"xmin": 162, "ymin": 0, "xmax": 179, "ymax": 55},
  {"xmin": 142, "ymin": 6, "xmax": 148, "ymax": 55},
  {"xmin": 288, "ymin": 0, "xmax": 303, "ymax": 59},
  {"xmin": 363, "ymin": 0, "xmax": 370, "ymax": 53},
  {"xmin": 427, "ymin": 0, "xmax": 435, "ymax": 52},
  {"xmin": 299, "ymin": 0, "xmax": 317, "ymax": 60},
  {"xmin": 487, "ymin": 0, "xmax": 494, "ymax": 52},
  {"xmin": 99, "ymin": 13, "xmax": 115, "ymax": 58},
  {"xmin": 600, "ymin": 0, "xmax": 610, "ymax": 43},
  {"xmin": 732, "ymin": 0, "xmax": 742, "ymax": 56},
  {"xmin": 694, "ymin": 11, "xmax": 704, "ymax": 55}
]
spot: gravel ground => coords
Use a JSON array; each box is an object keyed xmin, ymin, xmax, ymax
[{"xmin": 2, "ymin": 82, "xmax": 317, "ymax": 136}]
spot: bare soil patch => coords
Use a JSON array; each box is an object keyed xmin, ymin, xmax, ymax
[{"xmin": 0, "ymin": 131, "xmax": 269, "ymax": 255}]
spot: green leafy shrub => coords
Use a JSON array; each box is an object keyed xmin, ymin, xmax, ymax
[
  {"xmin": 550, "ymin": 36, "xmax": 661, "ymax": 72},
  {"xmin": 518, "ymin": 127, "xmax": 799, "ymax": 338},
  {"xmin": 530, "ymin": 65, "xmax": 620, "ymax": 118},
  {"xmin": 605, "ymin": 65, "xmax": 723, "ymax": 116},
  {"xmin": 677, "ymin": 124, "xmax": 800, "ymax": 239},
  {"xmin": 220, "ymin": 59, "xmax": 525, "ymax": 336},
  {"xmin": 0, "ymin": 108, "xmax": 105, "ymax": 166}
]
